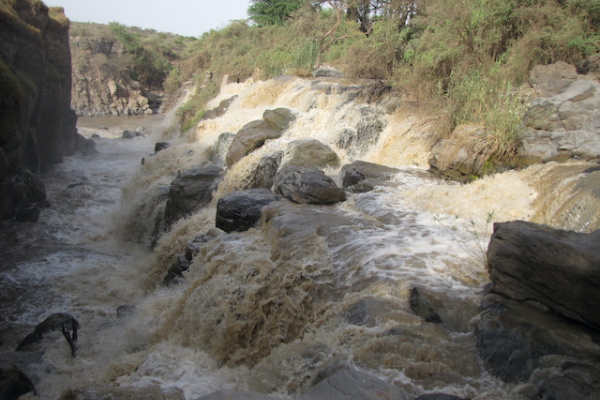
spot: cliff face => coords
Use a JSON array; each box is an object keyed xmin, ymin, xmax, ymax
[
  {"xmin": 69, "ymin": 23, "xmax": 165, "ymax": 117},
  {"xmin": 0, "ymin": 0, "xmax": 77, "ymax": 220}
]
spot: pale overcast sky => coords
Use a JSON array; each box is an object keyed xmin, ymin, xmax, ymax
[{"xmin": 44, "ymin": 0, "xmax": 252, "ymax": 37}]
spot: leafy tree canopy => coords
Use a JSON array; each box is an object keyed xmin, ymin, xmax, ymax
[{"xmin": 248, "ymin": 0, "xmax": 306, "ymax": 26}]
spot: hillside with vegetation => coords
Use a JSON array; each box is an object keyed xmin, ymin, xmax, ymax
[
  {"xmin": 68, "ymin": 21, "xmax": 197, "ymax": 116},
  {"xmin": 68, "ymin": 0, "xmax": 599, "ymax": 172},
  {"xmin": 171, "ymin": 0, "xmax": 599, "ymax": 172}
]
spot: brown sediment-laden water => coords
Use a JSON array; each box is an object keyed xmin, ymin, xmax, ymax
[{"xmin": 1, "ymin": 77, "xmax": 598, "ymax": 399}]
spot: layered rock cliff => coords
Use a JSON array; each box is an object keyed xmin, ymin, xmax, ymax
[{"xmin": 0, "ymin": 0, "xmax": 77, "ymax": 220}]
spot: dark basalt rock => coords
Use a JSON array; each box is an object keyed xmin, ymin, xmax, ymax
[
  {"xmin": 216, "ymin": 189, "xmax": 280, "ymax": 233},
  {"xmin": 164, "ymin": 167, "xmax": 223, "ymax": 227},
  {"xmin": 16, "ymin": 313, "xmax": 79, "ymax": 358},
  {"xmin": 154, "ymin": 142, "xmax": 170, "ymax": 153},
  {"xmin": 273, "ymin": 166, "xmax": 346, "ymax": 205},
  {"xmin": 0, "ymin": 362, "xmax": 36, "ymax": 400}
]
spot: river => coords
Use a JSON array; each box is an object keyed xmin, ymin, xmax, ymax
[{"xmin": 0, "ymin": 76, "xmax": 598, "ymax": 400}]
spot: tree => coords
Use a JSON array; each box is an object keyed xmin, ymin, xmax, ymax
[{"xmin": 248, "ymin": 0, "xmax": 306, "ymax": 26}]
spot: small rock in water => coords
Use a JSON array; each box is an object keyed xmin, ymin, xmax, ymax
[
  {"xmin": 409, "ymin": 287, "xmax": 442, "ymax": 323},
  {"xmin": 16, "ymin": 313, "xmax": 79, "ymax": 357},
  {"xmin": 116, "ymin": 305, "xmax": 136, "ymax": 318},
  {"xmin": 154, "ymin": 142, "xmax": 170, "ymax": 153},
  {"xmin": 122, "ymin": 130, "xmax": 135, "ymax": 139}
]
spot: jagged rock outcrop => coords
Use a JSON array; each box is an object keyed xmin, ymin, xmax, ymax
[
  {"xmin": 69, "ymin": 27, "xmax": 163, "ymax": 116},
  {"xmin": 521, "ymin": 61, "xmax": 600, "ymax": 162},
  {"xmin": 0, "ymin": 0, "xmax": 78, "ymax": 220}
]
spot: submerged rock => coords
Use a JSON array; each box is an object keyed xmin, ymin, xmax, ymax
[
  {"xmin": 216, "ymin": 189, "xmax": 280, "ymax": 233},
  {"xmin": 164, "ymin": 167, "xmax": 223, "ymax": 227},
  {"xmin": 273, "ymin": 166, "xmax": 346, "ymax": 205},
  {"xmin": 409, "ymin": 287, "xmax": 442, "ymax": 324}
]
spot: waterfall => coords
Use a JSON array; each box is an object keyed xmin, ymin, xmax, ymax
[{"xmin": 1, "ymin": 76, "xmax": 598, "ymax": 400}]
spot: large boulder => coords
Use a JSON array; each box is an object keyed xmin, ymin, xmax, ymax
[
  {"xmin": 486, "ymin": 220, "xmax": 600, "ymax": 330},
  {"xmin": 428, "ymin": 125, "xmax": 494, "ymax": 181},
  {"xmin": 299, "ymin": 369, "xmax": 409, "ymax": 400},
  {"xmin": 226, "ymin": 120, "xmax": 282, "ymax": 167},
  {"xmin": 216, "ymin": 189, "xmax": 281, "ymax": 233},
  {"xmin": 521, "ymin": 62, "xmax": 600, "ymax": 162},
  {"xmin": 273, "ymin": 166, "xmax": 346, "ymax": 205},
  {"xmin": 164, "ymin": 167, "xmax": 223, "ymax": 227},
  {"xmin": 281, "ymin": 139, "xmax": 340, "ymax": 169},
  {"xmin": 262, "ymin": 108, "xmax": 296, "ymax": 132},
  {"xmin": 226, "ymin": 108, "xmax": 296, "ymax": 167}
]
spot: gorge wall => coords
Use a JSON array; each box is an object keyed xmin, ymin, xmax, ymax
[{"xmin": 0, "ymin": 0, "xmax": 78, "ymax": 220}]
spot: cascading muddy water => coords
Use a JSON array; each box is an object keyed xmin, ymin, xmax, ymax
[{"xmin": 1, "ymin": 76, "xmax": 598, "ymax": 400}]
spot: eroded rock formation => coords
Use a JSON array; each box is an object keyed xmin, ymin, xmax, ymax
[{"xmin": 0, "ymin": 0, "xmax": 78, "ymax": 220}]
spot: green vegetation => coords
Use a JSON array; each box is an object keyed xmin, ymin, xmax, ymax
[{"xmin": 249, "ymin": 0, "xmax": 306, "ymax": 26}]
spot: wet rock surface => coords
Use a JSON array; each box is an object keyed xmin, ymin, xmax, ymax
[
  {"xmin": 226, "ymin": 108, "xmax": 296, "ymax": 167},
  {"xmin": 273, "ymin": 166, "xmax": 346, "ymax": 205},
  {"xmin": 486, "ymin": 220, "xmax": 600, "ymax": 329},
  {"xmin": 476, "ymin": 220, "xmax": 600, "ymax": 397},
  {"xmin": 216, "ymin": 189, "xmax": 281, "ymax": 233},
  {"xmin": 281, "ymin": 139, "xmax": 340, "ymax": 169},
  {"xmin": 341, "ymin": 160, "xmax": 400, "ymax": 192},
  {"xmin": 164, "ymin": 166, "xmax": 223, "ymax": 227}
]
